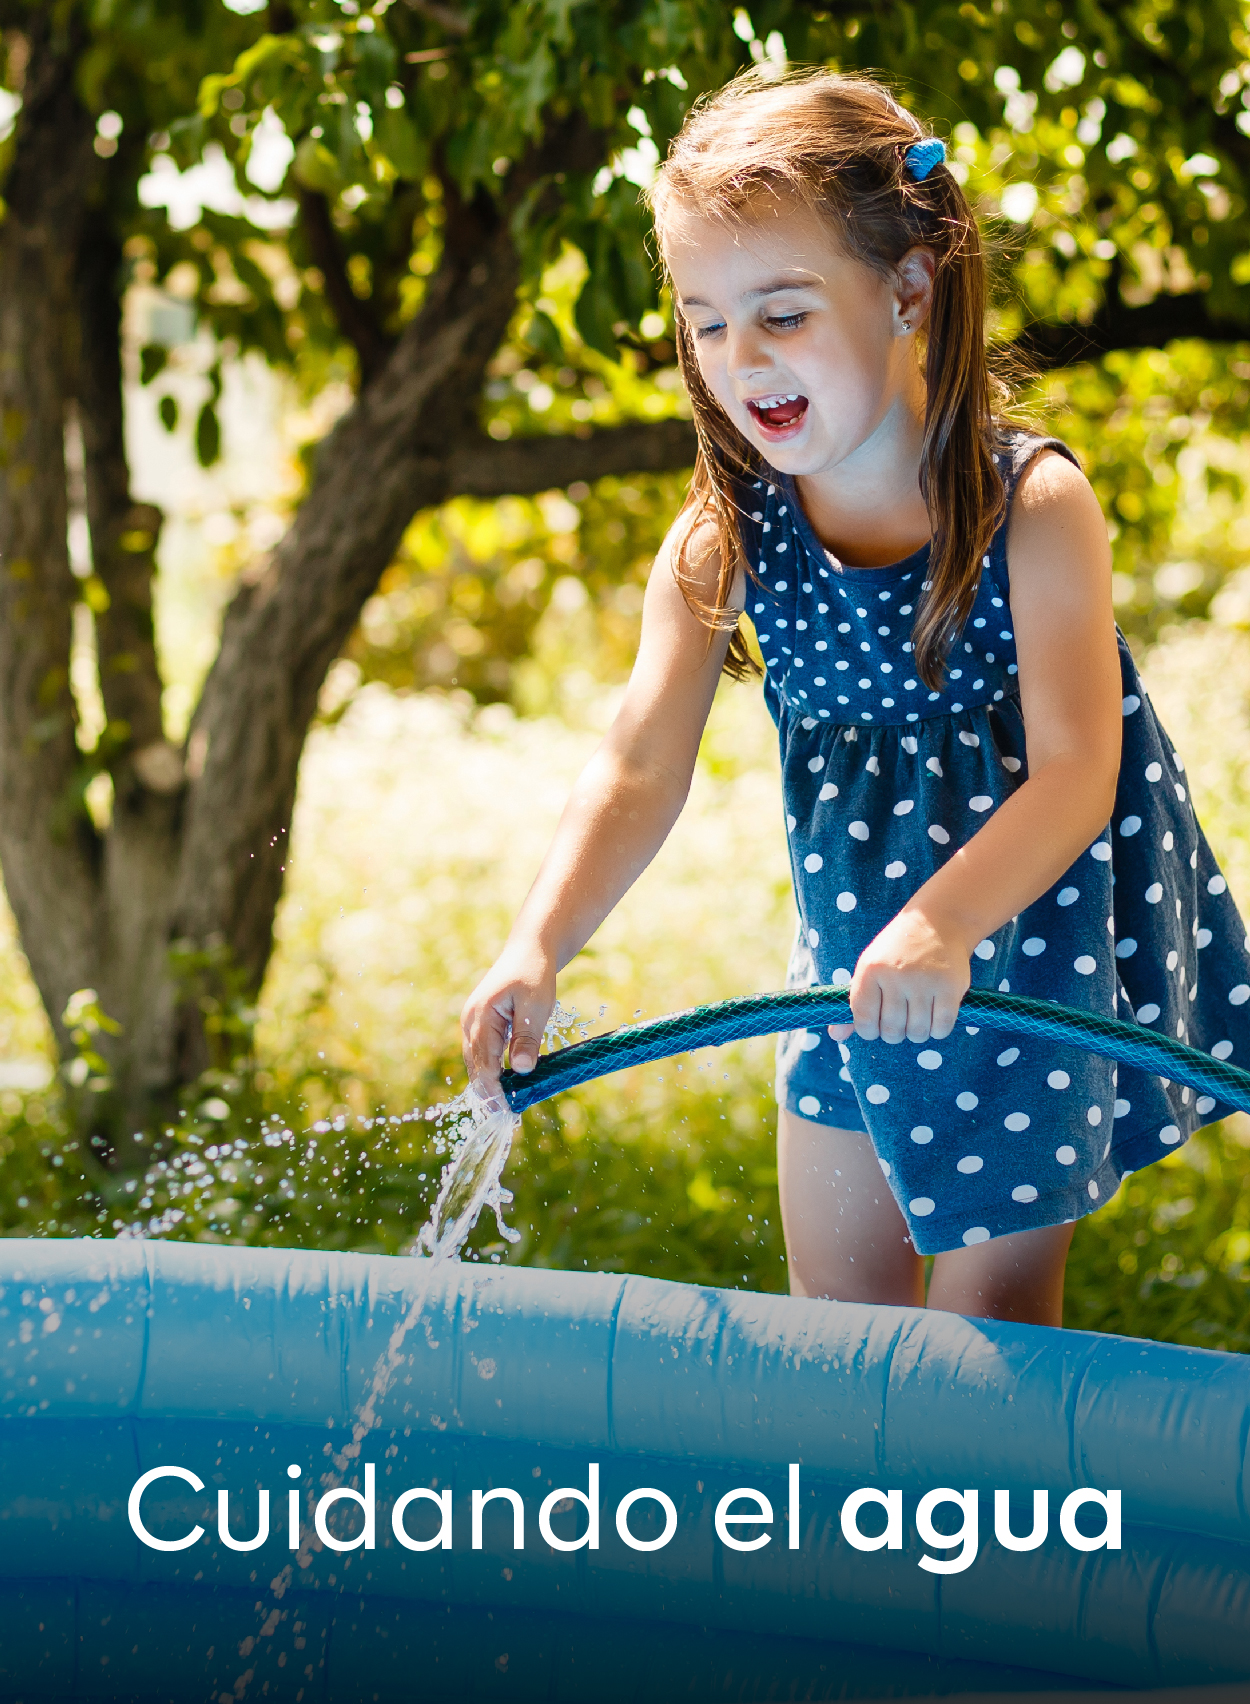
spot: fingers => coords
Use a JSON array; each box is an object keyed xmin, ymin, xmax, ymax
[
  {"xmin": 846, "ymin": 974, "xmax": 952, "ymax": 1045},
  {"xmin": 503, "ymin": 990, "xmax": 550, "ymax": 1074},
  {"xmin": 461, "ymin": 954, "xmax": 557, "ymax": 1099},
  {"xmin": 906, "ymin": 992, "xmax": 936, "ymax": 1045},
  {"xmin": 849, "ymin": 975, "xmax": 882, "ymax": 1041},
  {"xmin": 876, "ymin": 985, "xmax": 909, "ymax": 1045},
  {"xmin": 930, "ymin": 990, "xmax": 962, "ymax": 1041},
  {"xmin": 461, "ymin": 992, "xmax": 511, "ymax": 1098}
]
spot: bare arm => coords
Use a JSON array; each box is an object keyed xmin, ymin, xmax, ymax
[
  {"xmin": 461, "ymin": 515, "xmax": 741, "ymax": 1091},
  {"xmin": 842, "ymin": 452, "xmax": 1122, "ymax": 1043}
]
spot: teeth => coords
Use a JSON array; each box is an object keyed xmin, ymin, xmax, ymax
[{"xmin": 755, "ymin": 393, "xmax": 801, "ymax": 409}]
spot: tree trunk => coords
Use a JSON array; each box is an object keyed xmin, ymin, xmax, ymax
[
  {"xmin": 0, "ymin": 53, "xmax": 697, "ymax": 1155},
  {"xmin": 9, "ymin": 18, "xmax": 1224, "ymax": 1159},
  {"xmin": 76, "ymin": 209, "xmax": 187, "ymax": 1128},
  {"xmin": 161, "ymin": 133, "xmax": 610, "ymax": 1085},
  {"xmin": 0, "ymin": 20, "xmax": 103, "ymax": 1064}
]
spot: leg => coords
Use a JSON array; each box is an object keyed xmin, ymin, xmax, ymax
[
  {"xmin": 777, "ymin": 1108, "xmax": 925, "ymax": 1305},
  {"xmin": 927, "ymin": 1222, "xmax": 1075, "ymax": 1327}
]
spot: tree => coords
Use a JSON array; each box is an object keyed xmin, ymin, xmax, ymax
[{"xmin": 0, "ymin": 0, "xmax": 1246, "ymax": 1154}]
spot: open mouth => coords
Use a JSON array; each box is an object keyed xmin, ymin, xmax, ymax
[{"xmin": 747, "ymin": 393, "xmax": 809, "ymax": 434}]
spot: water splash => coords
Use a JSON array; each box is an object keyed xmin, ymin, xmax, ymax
[
  {"xmin": 413, "ymin": 1089, "xmax": 521, "ymax": 1261},
  {"xmin": 411, "ymin": 999, "xmax": 593, "ymax": 1264}
]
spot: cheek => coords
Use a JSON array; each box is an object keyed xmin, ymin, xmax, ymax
[
  {"xmin": 806, "ymin": 331, "xmax": 891, "ymax": 411},
  {"xmin": 690, "ymin": 339, "xmax": 726, "ymax": 394}
]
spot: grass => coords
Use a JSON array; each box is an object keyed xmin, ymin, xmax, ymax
[{"xmin": 0, "ymin": 620, "xmax": 1249, "ymax": 1350}]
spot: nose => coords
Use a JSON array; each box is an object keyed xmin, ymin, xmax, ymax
[{"xmin": 725, "ymin": 321, "xmax": 772, "ymax": 384}]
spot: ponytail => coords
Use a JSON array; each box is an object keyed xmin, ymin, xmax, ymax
[{"xmin": 913, "ymin": 167, "xmax": 1005, "ymax": 688}]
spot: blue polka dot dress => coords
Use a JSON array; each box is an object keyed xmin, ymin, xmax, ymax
[{"xmin": 747, "ymin": 432, "xmax": 1250, "ymax": 1256}]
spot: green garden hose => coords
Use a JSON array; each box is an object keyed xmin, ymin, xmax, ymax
[{"xmin": 500, "ymin": 985, "xmax": 1250, "ymax": 1116}]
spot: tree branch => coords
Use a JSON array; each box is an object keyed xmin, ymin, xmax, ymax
[
  {"xmin": 172, "ymin": 111, "xmax": 613, "ymax": 1021},
  {"xmin": 299, "ymin": 189, "xmax": 396, "ymax": 386},
  {"xmin": 174, "ymin": 151, "xmax": 532, "ymax": 997},
  {"xmin": 447, "ymin": 419, "xmax": 698, "ymax": 497},
  {"xmin": 399, "ymin": 0, "xmax": 470, "ymax": 35},
  {"xmin": 455, "ymin": 282, "xmax": 1250, "ymax": 490},
  {"xmin": 1012, "ymin": 291, "xmax": 1250, "ymax": 370}
]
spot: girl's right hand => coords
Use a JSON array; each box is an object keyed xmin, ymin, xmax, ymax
[{"xmin": 460, "ymin": 942, "xmax": 557, "ymax": 1099}]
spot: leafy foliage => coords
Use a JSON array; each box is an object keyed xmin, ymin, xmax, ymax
[
  {"xmin": 1038, "ymin": 342, "xmax": 1250, "ymax": 640},
  {"xmin": 4, "ymin": 1, "xmax": 1250, "ymax": 720},
  {"xmin": 7, "ymin": 0, "xmax": 1246, "ymax": 395},
  {"xmin": 3, "ymin": 1046, "xmax": 1250, "ymax": 1343},
  {"xmin": 0, "ymin": 641, "xmax": 1247, "ymax": 1348},
  {"xmin": 347, "ymin": 472, "xmax": 682, "ymax": 705},
  {"xmin": 3, "ymin": 1, "xmax": 1250, "ymax": 1349}
]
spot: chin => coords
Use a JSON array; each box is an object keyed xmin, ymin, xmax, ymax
[{"xmin": 749, "ymin": 437, "xmax": 831, "ymax": 477}]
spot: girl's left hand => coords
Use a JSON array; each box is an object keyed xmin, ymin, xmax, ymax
[{"xmin": 827, "ymin": 906, "xmax": 970, "ymax": 1045}]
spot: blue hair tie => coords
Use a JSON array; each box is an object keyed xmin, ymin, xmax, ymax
[{"xmin": 904, "ymin": 138, "xmax": 946, "ymax": 180}]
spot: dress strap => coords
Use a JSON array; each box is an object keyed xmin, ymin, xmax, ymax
[
  {"xmin": 997, "ymin": 429, "xmax": 1081, "ymax": 501},
  {"xmin": 986, "ymin": 430, "xmax": 1082, "ymax": 582}
]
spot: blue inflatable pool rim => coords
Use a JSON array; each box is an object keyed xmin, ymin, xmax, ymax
[{"xmin": 3, "ymin": 1239, "xmax": 1250, "ymax": 1699}]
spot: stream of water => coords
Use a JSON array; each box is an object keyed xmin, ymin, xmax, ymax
[
  {"xmin": 320, "ymin": 1000, "xmax": 597, "ymax": 1488},
  {"xmin": 412, "ymin": 1088, "xmax": 521, "ymax": 1261},
  {"xmin": 410, "ymin": 997, "xmax": 594, "ymax": 1265}
]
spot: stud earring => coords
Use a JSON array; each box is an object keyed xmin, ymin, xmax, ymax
[{"xmin": 900, "ymin": 318, "xmax": 912, "ymax": 333}]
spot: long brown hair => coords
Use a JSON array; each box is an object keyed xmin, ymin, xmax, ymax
[{"xmin": 647, "ymin": 69, "xmax": 1005, "ymax": 690}]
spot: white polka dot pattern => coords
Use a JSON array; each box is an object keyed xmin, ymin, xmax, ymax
[{"xmin": 764, "ymin": 435, "xmax": 1250, "ymax": 1256}]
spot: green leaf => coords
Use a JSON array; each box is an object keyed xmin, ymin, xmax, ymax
[
  {"xmin": 293, "ymin": 136, "xmax": 340, "ymax": 196},
  {"xmin": 525, "ymin": 308, "xmax": 564, "ymax": 363},
  {"xmin": 333, "ymin": 104, "xmax": 366, "ymax": 179},
  {"xmin": 352, "ymin": 32, "xmax": 398, "ymax": 106},
  {"xmin": 573, "ymin": 272, "xmax": 620, "ymax": 360},
  {"xmin": 195, "ymin": 402, "xmax": 221, "ymax": 468},
  {"xmin": 198, "ymin": 71, "xmax": 232, "ymax": 120},
  {"xmin": 157, "ymin": 394, "xmax": 178, "ymax": 433},
  {"xmin": 140, "ymin": 344, "xmax": 168, "ymax": 386},
  {"xmin": 375, "ymin": 107, "xmax": 426, "ymax": 182}
]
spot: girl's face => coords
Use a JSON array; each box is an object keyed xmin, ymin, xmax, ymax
[{"xmin": 662, "ymin": 196, "xmax": 929, "ymax": 480}]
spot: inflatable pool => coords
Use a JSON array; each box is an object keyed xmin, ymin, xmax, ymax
[{"xmin": 2, "ymin": 1236, "xmax": 1249, "ymax": 1702}]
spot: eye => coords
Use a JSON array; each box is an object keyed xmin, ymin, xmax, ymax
[
  {"xmin": 768, "ymin": 312, "xmax": 806, "ymax": 330},
  {"xmin": 692, "ymin": 320, "xmax": 725, "ymax": 340}
]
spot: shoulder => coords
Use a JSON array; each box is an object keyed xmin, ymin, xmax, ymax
[
  {"xmin": 1005, "ymin": 448, "xmax": 1110, "ymax": 582},
  {"xmin": 652, "ymin": 495, "xmax": 743, "ymax": 611}
]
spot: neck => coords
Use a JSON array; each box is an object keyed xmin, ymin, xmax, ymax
[{"xmin": 795, "ymin": 374, "xmax": 930, "ymax": 569}]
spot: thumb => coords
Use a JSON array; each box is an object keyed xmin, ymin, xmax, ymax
[
  {"xmin": 827, "ymin": 1022, "xmax": 853, "ymax": 1042},
  {"xmin": 505, "ymin": 997, "xmax": 549, "ymax": 1074}
]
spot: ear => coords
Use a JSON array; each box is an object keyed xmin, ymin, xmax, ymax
[{"xmin": 892, "ymin": 246, "xmax": 936, "ymax": 335}]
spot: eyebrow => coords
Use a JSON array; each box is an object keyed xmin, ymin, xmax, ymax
[{"xmin": 680, "ymin": 278, "xmax": 820, "ymax": 309}]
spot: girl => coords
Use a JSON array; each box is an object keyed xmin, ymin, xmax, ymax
[{"xmin": 461, "ymin": 71, "xmax": 1250, "ymax": 1327}]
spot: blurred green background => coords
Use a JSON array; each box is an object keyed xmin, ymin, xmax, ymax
[
  {"xmin": 2, "ymin": 0, "xmax": 1250, "ymax": 1351},
  {"xmin": 7, "ymin": 352, "xmax": 1250, "ymax": 1349}
]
